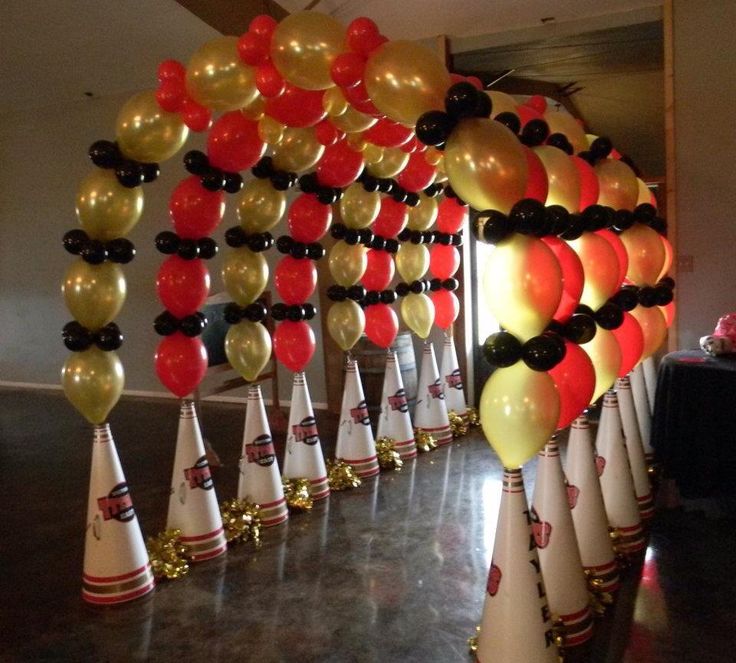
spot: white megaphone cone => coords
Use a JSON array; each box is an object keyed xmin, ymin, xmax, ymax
[
  {"xmin": 413, "ymin": 342, "xmax": 452, "ymax": 446},
  {"xmin": 336, "ymin": 357, "xmax": 379, "ymax": 478},
  {"xmin": 238, "ymin": 385, "xmax": 288, "ymax": 527},
  {"xmin": 643, "ymin": 356, "xmax": 657, "ymax": 415},
  {"xmin": 630, "ymin": 364, "xmax": 654, "ymax": 463},
  {"xmin": 377, "ymin": 351, "xmax": 416, "ymax": 460},
  {"xmin": 565, "ymin": 415, "xmax": 620, "ymax": 596},
  {"xmin": 167, "ymin": 401, "xmax": 227, "ymax": 561},
  {"xmin": 282, "ymin": 372, "xmax": 329, "ymax": 500},
  {"xmin": 532, "ymin": 440, "xmax": 595, "ymax": 650},
  {"xmin": 616, "ymin": 377, "xmax": 654, "ymax": 521},
  {"xmin": 596, "ymin": 391, "xmax": 646, "ymax": 557},
  {"xmin": 477, "ymin": 468, "xmax": 558, "ymax": 663},
  {"xmin": 83, "ymin": 424, "xmax": 155, "ymax": 605},
  {"xmin": 440, "ymin": 335, "xmax": 467, "ymax": 419}
]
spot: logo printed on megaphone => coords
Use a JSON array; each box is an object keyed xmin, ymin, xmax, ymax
[
  {"xmin": 428, "ymin": 379, "xmax": 445, "ymax": 399},
  {"xmin": 184, "ymin": 455, "xmax": 214, "ymax": 490},
  {"xmin": 594, "ymin": 453, "xmax": 606, "ymax": 477},
  {"xmin": 445, "ymin": 369, "xmax": 463, "ymax": 390},
  {"xmin": 245, "ymin": 433, "xmax": 276, "ymax": 467},
  {"xmin": 388, "ymin": 389, "xmax": 409, "ymax": 413},
  {"xmin": 487, "ymin": 562, "xmax": 502, "ymax": 596},
  {"xmin": 97, "ymin": 482, "xmax": 135, "ymax": 522},
  {"xmin": 350, "ymin": 400, "xmax": 371, "ymax": 426},
  {"xmin": 293, "ymin": 416, "xmax": 319, "ymax": 445},
  {"xmin": 566, "ymin": 484, "xmax": 580, "ymax": 509},
  {"xmin": 530, "ymin": 506, "xmax": 552, "ymax": 549}
]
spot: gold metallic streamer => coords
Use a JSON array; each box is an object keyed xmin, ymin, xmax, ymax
[
  {"xmin": 219, "ymin": 498, "xmax": 262, "ymax": 546},
  {"xmin": 146, "ymin": 528, "xmax": 189, "ymax": 581},
  {"xmin": 282, "ymin": 477, "xmax": 314, "ymax": 512},
  {"xmin": 468, "ymin": 625, "xmax": 480, "ymax": 655},
  {"xmin": 327, "ymin": 458, "xmax": 362, "ymax": 491},
  {"xmin": 376, "ymin": 436, "xmax": 403, "ymax": 471},
  {"xmin": 466, "ymin": 406, "xmax": 480, "ymax": 427},
  {"xmin": 449, "ymin": 410, "xmax": 469, "ymax": 438},
  {"xmin": 414, "ymin": 428, "xmax": 438, "ymax": 453}
]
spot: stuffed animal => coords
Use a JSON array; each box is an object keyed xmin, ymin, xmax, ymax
[{"xmin": 700, "ymin": 313, "xmax": 736, "ymax": 356}]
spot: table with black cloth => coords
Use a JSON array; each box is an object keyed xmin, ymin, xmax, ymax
[{"xmin": 653, "ymin": 349, "xmax": 736, "ymax": 500}]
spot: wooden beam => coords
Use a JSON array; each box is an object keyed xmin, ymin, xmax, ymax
[{"xmin": 175, "ymin": 0, "xmax": 288, "ymax": 36}]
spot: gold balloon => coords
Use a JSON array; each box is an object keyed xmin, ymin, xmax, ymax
[
  {"xmin": 487, "ymin": 90, "xmax": 518, "ymax": 118},
  {"xmin": 363, "ymin": 143, "xmax": 384, "ymax": 165},
  {"xmin": 272, "ymin": 126, "xmax": 325, "ymax": 173},
  {"xmin": 366, "ymin": 147, "xmax": 409, "ymax": 178},
  {"xmin": 407, "ymin": 195, "xmax": 438, "ymax": 230},
  {"xmin": 364, "ymin": 40, "xmax": 451, "ymax": 125},
  {"xmin": 340, "ymin": 184, "xmax": 381, "ymax": 229},
  {"xmin": 222, "ymin": 248, "xmax": 268, "ymax": 305},
  {"xmin": 659, "ymin": 235, "xmax": 673, "ymax": 282},
  {"xmin": 482, "ymin": 234, "xmax": 562, "ymax": 341},
  {"xmin": 543, "ymin": 110, "xmax": 588, "ymax": 154},
  {"xmin": 400, "ymin": 293, "xmax": 435, "ymax": 339},
  {"xmin": 225, "ymin": 320, "xmax": 272, "ymax": 382},
  {"xmin": 236, "ymin": 179, "xmax": 286, "ymax": 233},
  {"xmin": 581, "ymin": 328, "xmax": 622, "ymax": 403},
  {"xmin": 115, "ymin": 90, "xmax": 188, "ymax": 163},
  {"xmin": 630, "ymin": 305, "xmax": 667, "ymax": 360},
  {"xmin": 332, "ymin": 104, "xmax": 378, "ymax": 133},
  {"xmin": 444, "ymin": 118, "xmax": 528, "ymax": 214},
  {"xmin": 62, "ymin": 260, "xmax": 126, "ymax": 330},
  {"xmin": 327, "ymin": 300, "xmax": 366, "ymax": 351},
  {"xmin": 61, "ymin": 348, "xmax": 124, "ymax": 425},
  {"xmin": 619, "ymin": 223, "xmax": 666, "ymax": 286},
  {"xmin": 568, "ymin": 232, "xmax": 621, "ymax": 310},
  {"xmin": 595, "ymin": 159, "xmax": 639, "ymax": 211},
  {"xmin": 241, "ymin": 95, "xmax": 266, "ymax": 120},
  {"xmin": 480, "ymin": 362, "xmax": 560, "ymax": 468},
  {"xmin": 76, "ymin": 170, "xmax": 144, "ymax": 241},
  {"xmin": 323, "ymin": 86, "xmax": 349, "ymax": 117},
  {"xmin": 186, "ymin": 36, "xmax": 258, "ymax": 111},
  {"xmin": 425, "ymin": 147, "xmax": 443, "ymax": 166},
  {"xmin": 329, "ymin": 241, "xmax": 367, "ymax": 286},
  {"xmin": 533, "ymin": 145, "xmax": 581, "ymax": 213},
  {"xmin": 258, "ymin": 115, "xmax": 285, "ymax": 145},
  {"xmin": 396, "ymin": 243, "xmax": 430, "ymax": 282},
  {"xmin": 270, "ymin": 11, "xmax": 346, "ymax": 91},
  {"xmin": 636, "ymin": 178, "xmax": 654, "ymax": 207},
  {"xmin": 347, "ymin": 133, "xmax": 368, "ymax": 152}
]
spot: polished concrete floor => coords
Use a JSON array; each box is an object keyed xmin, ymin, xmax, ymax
[{"xmin": 2, "ymin": 389, "xmax": 735, "ymax": 662}]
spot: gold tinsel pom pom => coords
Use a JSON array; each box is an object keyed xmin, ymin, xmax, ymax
[
  {"xmin": 219, "ymin": 498, "xmax": 262, "ymax": 546},
  {"xmin": 414, "ymin": 428, "xmax": 438, "ymax": 453},
  {"xmin": 147, "ymin": 528, "xmax": 189, "ymax": 581},
  {"xmin": 282, "ymin": 477, "xmax": 313, "ymax": 512},
  {"xmin": 449, "ymin": 410, "xmax": 469, "ymax": 438},
  {"xmin": 468, "ymin": 625, "xmax": 480, "ymax": 655},
  {"xmin": 466, "ymin": 406, "xmax": 480, "ymax": 427},
  {"xmin": 327, "ymin": 458, "xmax": 362, "ymax": 491},
  {"xmin": 376, "ymin": 436, "xmax": 403, "ymax": 471}
]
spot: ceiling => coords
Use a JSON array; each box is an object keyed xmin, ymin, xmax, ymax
[{"xmin": 0, "ymin": 0, "xmax": 665, "ymax": 175}]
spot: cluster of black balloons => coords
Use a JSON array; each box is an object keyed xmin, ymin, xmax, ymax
[
  {"xmin": 330, "ymin": 223, "xmax": 394, "ymax": 251},
  {"xmin": 355, "ymin": 171, "xmax": 420, "ymax": 206},
  {"xmin": 250, "ymin": 156, "xmax": 300, "ymax": 194},
  {"xmin": 609, "ymin": 279, "xmax": 675, "ymax": 310},
  {"xmin": 271, "ymin": 302, "xmax": 317, "ymax": 322},
  {"xmin": 63, "ymin": 321, "xmax": 124, "ymax": 352},
  {"xmin": 327, "ymin": 284, "xmax": 368, "ymax": 302},
  {"xmin": 275, "ymin": 235, "xmax": 325, "ymax": 260},
  {"xmin": 483, "ymin": 330, "xmax": 567, "ymax": 372},
  {"xmin": 396, "ymin": 277, "xmax": 459, "ymax": 297},
  {"xmin": 416, "ymin": 82, "xmax": 492, "ymax": 148},
  {"xmin": 184, "ymin": 150, "xmax": 243, "ymax": 194},
  {"xmin": 155, "ymin": 231, "xmax": 218, "ymax": 260},
  {"xmin": 63, "ymin": 229, "xmax": 135, "ymax": 265},
  {"xmin": 360, "ymin": 289, "xmax": 399, "ymax": 306},
  {"xmin": 397, "ymin": 227, "xmax": 463, "ymax": 247},
  {"xmin": 224, "ymin": 226, "xmax": 274, "ymax": 253},
  {"xmin": 154, "ymin": 311, "xmax": 208, "ymax": 337},
  {"xmin": 89, "ymin": 140, "xmax": 159, "ymax": 188},
  {"xmin": 298, "ymin": 172, "xmax": 345, "ymax": 205},
  {"xmin": 224, "ymin": 301, "xmax": 268, "ymax": 324}
]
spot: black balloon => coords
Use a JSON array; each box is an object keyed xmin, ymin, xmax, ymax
[
  {"xmin": 395, "ymin": 282, "xmax": 410, "ymax": 297},
  {"xmin": 115, "ymin": 161, "xmax": 144, "ymax": 188},
  {"xmin": 245, "ymin": 301, "xmax": 268, "ymax": 322},
  {"xmin": 445, "ymin": 82, "xmax": 482, "ymax": 120},
  {"xmin": 442, "ymin": 278, "xmax": 459, "ymax": 291},
  {"xmin": 141, "ymin": 163, "xmax": 160, "ymax": 183},
  {"xmin": 224, "ymin": 303, "xmax": 244, "ymax": 324},
  {"xmin": 545, "ymin": 205, "xmax": 570, "ymax": 236},
  {"xmin": 380, "ymin": 289, "xmax": 397, "ymax": 304},
  {"xmin": 107, "ymin": 238, "xmax": 136, "ymax": 264},
  {"xmin": 80, "ymin": 240, "xmax": 107, "ymax": 264},
  {"xmin": 637, "ymin": 286, "xmax": 658, "ymax": 308},
  {"xmin": 177, "ymin": 239, "xmax": 200, "ymax": 260},
  {"xmin": 201, "ymin": 169, "xmax": 225, "ymax": 191},
  {"xmin": 270, "ymin": 303, "xmax": 287, "ymax": 321},
  {"xmin": 95, "ymin": 322, "xmax": 124, "ymax": 351},
  {"xmin": 612, "ymin": 209, "xmax": 635, "ymax": 232},
  {"xmin": 89, "ymin": 140, "xmax": 120, "ymax": 169},
  {"xmin": 589, "ymin": 136, "xmax": 613, "ymax": 160},
  {"xmin": 154, "ymin": 311, "xmax": 179, "ymax": 336},
  {"xmin": 62, "ymin": 321, "xmax": 94, "ymax": 352},
  {"xmin": 289, "ymin": 242, "xmax": 308, "ymax": 259},
  {"xmin": 247, "ymin": 233, "xmax": 268, "ymax": 252},
  {"xmin": 198, "ymin": 237, "xmax": 218, "ymax": 259},
  {"xmin": 361, "ymin": 175, "xmax": 380, "ymax": 193},
  {"xmin": 223, "ymin": 172, "xmax": 244, "ymax": 194},
  {"xmin": 271, "ymin": 171, "xmax": 293, "ymax": 191},
  {"xmin": 494, "ymin": 112, "xmax": 521, "ymax": 134},
  {"xmin": 559, "ymin": 214, "xmax": 585, "ymax": 241},
  {"xmin": 347, "ymin": 285, "xmax": 366, "ymax": 301},
  {"xmin": 303, "ymin": 303, "xmax": 317, "ymax": 320},
  {"xmin": 474, "ymin": 210, "xmax": 513, "ymax": 244},
  {"xmin": 371, "ymin": 235, "xmax": 386, "ymax": 250},
  {"xmin": 365, "ymin": 290, "xmax": 381, "ymax": 305},
  {"xmin": 225, "ymin": 226, "xmax": 247, "ymax": 248},
  {"xmin": 510, "ymin": 198, "xmax": 547, "ymax": 235},
  {"xmin": 547, "ymin": 133, "xmax": 573, "ymax": 154},
  {"xmin": 564, "ymin": 314, "xmax": 597, "ymax": 344},
  {"xmin": 327, "ymin": 285, "xmax": 347, "ymax": 301},
  {"xmin": 286, "ymin": 305, "xmax": 305, "ymax": 321},
  {"xmin": 474, "ymin": 91, "xmax": 492, "ymax": 118},
  {"xmin": 611, "ymin": 286, "xmax": 639, "ymax": 312},
  {"xmin": 156, "ymin": 231, "xmax": 180, "ymax": 254},
  {"xmin": 483, "ymin": 331, "xmax": 523, "ymax": 368},
  {"xmin": 63, "ymin": 229, "xmax": 89, "ymax": 255},
  {"xmin": 251, "ymin": 156, "xmax": 274, "ymax": 179},
  {"xmin": 317, "ymin": 188, "xmax": 338, "ymax": 204},
  {"xmin": 582, "ymin": 205, "xmax": 609, "ymax": 232},
  {"xmin": 520, "ymin": 119, "xmax": 549, "ymax": 147},
  {"xmin": 180, "ymin": 314, "xmax": 207, "ymax": 337},
  {"xmin": 344, "ymin": 230, "xmax": 360, "ymax": 245},
  {"xmin": 184, "ymin": 150, "xmax": 210, "ymax": 175},
  {"xmin": 654, "ymin": 284, "xmax": 674, "ymax": 306},
  {"xmin": 415, "ymin": 110, "xmax": 456, "ymax": 147},
  {"xmin": 659, "ymin": 276, "xmax": 675, "ymax": 289},
  {"xmin": 307, "ymin": 243, "xmax": 325, "ymax": 260},
  {"xmin": 384, "ymin": 239, "xmax": 399, "ymax": 253},
  {"xmin": 404, "ymin": 192, "xmax": 420, "ymax": 207},
  {"xmin": 409, "ymin": 280, "xmax": 425, "ymax": 294},
  {"xmin": 276, "ymin": 235, "xmax": 294, "ymax": 253},
  {"xmin": 595, "ymin": 302, "xmax": 624, "ymax": 330},
  {"xmin": 299, "ymin": 173, "xmax": 319, "ymax": 193}
]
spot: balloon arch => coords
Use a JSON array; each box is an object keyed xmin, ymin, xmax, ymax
[{"xmin": 60, "ymin": 8, "xmax": 674, "ymax": 625}]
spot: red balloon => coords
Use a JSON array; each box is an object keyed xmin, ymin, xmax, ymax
[
  {"xmin": 431, "ymin": 290, "xmax": 459, "ymax": 329},
  {"xmin": 237, "ymin": 32, "xmax": 269, "ymax": 66},
  {"xmin": 373, "ymin": 198, "xmax": 408, "ymax": 237},
  {"xmin": 315, "ymin": 120, "xmax": 342, "ymax": 146},
  {"xmin": 274, "ymin": 256, "xmax": 317, "ymax": 304},
  {"xmin": 316, "ymin": 140, "xmax": 365, "ymax": 188},
  {"xmin": 273, "ymin": 321, "xmax": 315, "ymax": 372},
  {"xmin": 250, "ymin": 14, "xmax": 277, "ymax": 38},
  {"xmin": 527, "ymin": 95, "xmax": 548, "ymax": 114},
  {"xmin": 430, "ymin": 244, "xmax": 460, "ymax": 279},
  {"xmin": 346, "ymin": 17, "xmax": 383, "ymax": 56},
  {"xmin": 207, "ymin": 112, "xmax": 265, "ymax": 172},
  {"xmin": 517, "ymin": 105, "xmax": 542, "ymax": 127},
  {"xmin": 436, "ymin": 197, "xmax": 468, "ymax": 233},
  {"xmin": 660, "ymin": 300, "xmax": 675, "ymax": 328},
  {"xmin": 155, "ymin": 333, "xmax": 208, "ymax": 398},
  {"xmin": 523, "ymin": 147, "xmax": 549, "ymax": 203},
  {"xmin": 400, "ymin": 136, "xmax": 423, "ymax": 153},
  {"xmin": 156, "ymin": 256, "xmax": 210, "ymax": 318},
  {"xmin": 181, "ymin": 98, "xmax": 212, "ymax": 132},
  {"xmin": 612, "ymin": 312, "xmax": 645, "ymax": 377},
  {"xmin": 342, "ymin": 82, "xmax": 381, "ymax": 116},
  {"xmin": 288, "ymin": 194, "xmax": 332, "ymax": 243},
  {"xmin": 361, "ymin": 249, "xmax": 395, "ymax": 291},
  {"xmin": 331, "ymin": 52, "xmax": 365, "ymax": 88},
  {"xmin": 265, "ymin": 84, "xmax": 326, "ymax": 127},
  {"xmin": 549, "ymin": 341, "xmax": 596, "ymax": 430},
  {"xmin": 364, "ymin": 303, "xmax": 399, "ymax": 349},
  {"xmin": 363, "ymin": 118, "xmax": 413, "ymax": 147},
  {"xmin": 466, "ymin": 76, "xmax": 483, "ymax": 90},
  {"xmin": 156, "ymin": 79, "xmax": 185, "ymax": 113},
  {"xmin": 157, "ymin": 60, "xmax": 185, "ymax": 83},
  {"xmin": 397, "ymin": 151, "xmax": 436, "ymax": 193},
  {"xmin": 169, "ymin": 176, "xmax": 224, "ymax": 238},
  {"xmin": 255, "ymin": 63, "xmax": 285, "ymax": 98},
  {"xmin": 572, "ymin": 156, "xmax": 600, "ymax": 210},
  {"xmin": 542, "ymin": 236, "xmax": 584, "ymax": 323},
  {"xmin": 595, "ymin": 228, "xmax": 628, "ymax": 287}
]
